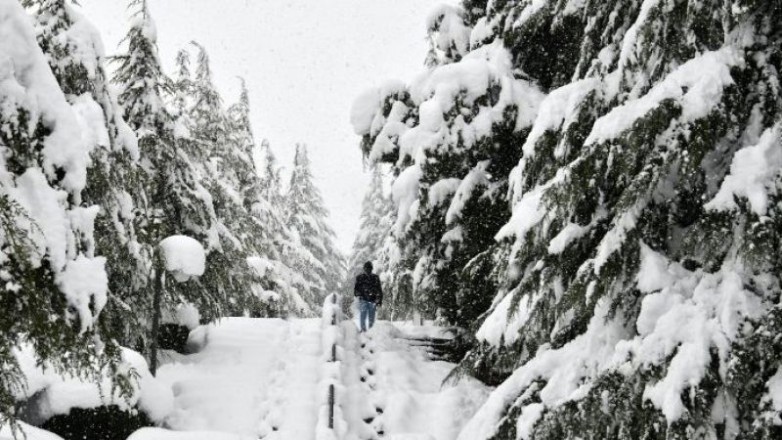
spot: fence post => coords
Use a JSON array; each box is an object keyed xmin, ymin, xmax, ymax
[
  {"xmin": 319, "ymin": 293, "xmax": 341, "ymax": 439},
  {"xmin": 329, "ymin": 295, "xmax": 337, "ymax": 427},
  {"xmin": 328, "ymin": 383, "xmax": 335, "ymax": 429}
]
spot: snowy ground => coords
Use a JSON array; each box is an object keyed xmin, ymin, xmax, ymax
[
  {"xmin": 134, "ymin": 317, "xmax": 490, "ymax": 440},
  {"xmin": 153, "ymin": 318, "xmax": 322, "ymax": 439},
  {"xmin": 340, "ymin": 321, "xmax": 490, "ymax": 440}
]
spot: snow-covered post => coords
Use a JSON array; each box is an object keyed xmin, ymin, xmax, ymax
[
  {"xmin": 149, "ymin": 236, "xmax": 206, "ymax": 375},
  {"xmin": 318, "ymin": 293, "xmax": 346, "ymax": 439}
]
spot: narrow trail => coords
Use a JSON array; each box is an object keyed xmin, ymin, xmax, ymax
[
  {"xmin": 261, "ymin": 319, "xmax": 322, "ymax": 440},
  {"xmin": 340, "ymin": 321, "xmax": 490, "ymax": 440},
  {"xmin": 156, "ymin": 318, "xmax": 323, "ymax": 439},
  {"xmin": 341, "ymin": 323, "xmax": 384, "ymax": 440},
  {"xmin": 152, "ymin": 316, "xmax": 490, "ymax": 440}
]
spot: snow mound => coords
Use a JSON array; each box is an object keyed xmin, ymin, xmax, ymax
[
  {"xmin": 175, "ymin": 303, "xmax": 200, "ymax": 330},
  {"xmin": 0, "ymin": 422, "xmax": 63, "ymax": 440},
  {"xmin": 162, "ymin": 303, "xmax": 201, "ymax": 330},
  {"xmin": 159, "ymin": 236, "xmax": 206, "ymax": 282},
  {"xmin": 58, "ymin": 255, "xmax": 109, "ymax": 332},
  {"xmin": 14, "ymin": 345, "xmax": 173, "ymax": 423},
  {"xmin": 385, "ymin": 435, "xmax": 437, "ymax": 440},
  {"xmin": 127, "ymin": 428, "xmax": 251, "ymax": 440}
]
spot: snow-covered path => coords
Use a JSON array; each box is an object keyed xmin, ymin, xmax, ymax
[
  {"xmin": 156, "ymin": 318, "xmax": 323, "ymax": 439},
  {"xmin": 340, "ymin": 321, "xmax": 490, "ymax": 440},
  {"xmin": 150, "ymin": 317, "xmax": 489, "ymax": 440}
]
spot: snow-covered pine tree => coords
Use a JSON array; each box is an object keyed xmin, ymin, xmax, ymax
[
  {"xmin": 188, "ymin": 42, "xmax": 229, "ymax": 163},
  {"xmin": 0, "ymin": 0, "xmax": 121, "ymax": 424},
  {"xmin": 285, "ymin": 144, "xmax": 345, "ymax": 311},
  {"xmin": 225, "ymin": 79, "xmax": 310, "ymax": 316},
  {"xmin": 249, "ymin": 140, "xmax": 313, "ymax": 316},
  {"xmin": 227, "ymin": 78, "xmax": 261, "ymax": 206},
  {"xmin": 346, "ymin": 167, "xmax": 391, "ymax": 278},
  {"xmin": 355, "ymin": 0, "xmax": 782, "ymax": 439},
  {"xmin": 351, "ymin": 3, "xmax": 538, "ymax": 327},
  {"xmin": 226, "ymin": 80, "xmax": 278, "ymax": 314},
  {"xmin": 258, "ymin": 140, "xmax": 283, "ymax": 210},
  {"xmin": 112, "ymin": 0, "xmax": 220, "ymax": 340},
  {"xmin": 169, "ymin": 45, "xmax": 307, "ymax": 317},
  {"xmin": 22, "ymin": 0, "xmax": 149, "ymax": 351},
  {"xmin": 344, "ymin": 166, "xmax": 395, "ymax": 313},
  {"xmin": 184, "ymin": 42, "xmax": 261, "ymax": 316},
  {"xmin": 169, "ymin": 48, "xmax": 194, "ymax": 132}
]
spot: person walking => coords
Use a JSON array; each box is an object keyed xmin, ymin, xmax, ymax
[{"xmin": 354, "ymin": 261, "xmax": 383, "ymax": 332}]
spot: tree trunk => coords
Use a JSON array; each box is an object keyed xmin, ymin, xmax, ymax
[{"xmin": 149, "ymin": 257, "xmax": 163, "ymax": 375}]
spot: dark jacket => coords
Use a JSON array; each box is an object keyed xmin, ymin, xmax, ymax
[{"xmin": 354, "ymin": 272, "xmax": 383, "ymax": 304}]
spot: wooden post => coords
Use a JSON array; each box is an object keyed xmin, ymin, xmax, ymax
[
  {"xmin": 326, "ymin": 294, "xmax": 338, "ymax": 430},
  {"xmin": 328, "ymin": 384, "xmax": 335, "ymax": 429}
]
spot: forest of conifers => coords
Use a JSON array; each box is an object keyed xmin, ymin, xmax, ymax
[{"xmin": 2, "ymin": 0, "xmax": 782, "ymax": 439}]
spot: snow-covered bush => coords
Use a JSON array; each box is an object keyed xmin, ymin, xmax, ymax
[
  {"xmin": 14, "ymin": 344, "xmax": 172, "ymax": 425},
  {"xmin": 159, "ymin": 235, "xmax": 206, "ymax": 283}
]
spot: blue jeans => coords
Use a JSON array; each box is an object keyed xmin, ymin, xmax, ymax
[{"xmin": 359, "ymin": 299, "xmax": 376, "ymax": 332}]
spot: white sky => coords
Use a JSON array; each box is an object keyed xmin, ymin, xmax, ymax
[{"xmin": 78, "ymin": 0, "xmax": 449, "ymax": 255}]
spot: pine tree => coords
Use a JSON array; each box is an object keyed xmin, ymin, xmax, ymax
[
  {"xmin": 247, "ymin": 139, "xmax": 281, "ymax": 258},
  {"xmin": 0, "ymin": 0, "xmax": 122, "ymax": 425},
  {"xmin": 227, "ymin": 78, "xmax": 261, "ymax": 205},
  {"xmin": 226, "ymin": 76, "xmax": 315, "ymax": 316},
  {"xmin": 184, "ymin": 42, "xmax": 261, "ymax": 316},
  {"xmin": 346, "ymin": 167, "xmax": 391, "ymax": 277},
  {"xmin": 352, "ymin": 3, "xmax": 533, "ymax": 327},
  {"xmin": 188, "ymin": 42, "xmax": 229, "ymax": 162},
  {"xmin": 112, "ymin": 0, "xmax": 219, "ymax": 347},
  {"xmin": 252, "ymin": 140, "xmax": 314, "ymax": 315},
  {"xmin": 168, "ymin": 43, "xmax": 307, "ymax": 318},
  {"xmin": 345, "ymin": 166, "xmax": 395, "ymax": 314},
  {"xmin": 177, "ymin": 43, "xmax": 309, "ymax": 317},
  {"xmin": 23, "ymin": 0, "xmax": 149, "ymax": 351},
  {"xmin": 286, "ymin": 144, "xmax": 345, "ymax": 311},
  {"xmin": 170, "ymin": 48, "xmax": 193, "ymax": 128},
  {"xmin": 354, "ymin": 1, "xmax": 782, "ymax": 439},
  {"xmin": 226, "ymin": 89, "xmax": 303, "ymax": 316}
]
